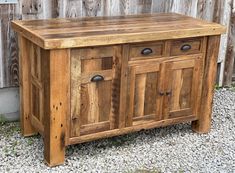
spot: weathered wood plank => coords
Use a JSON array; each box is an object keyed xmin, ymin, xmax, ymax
[
  {"xmin": 0, "ymin": 20, "xmax": 4, "ymax": 88},
  {"xmin": 66, "ymin": 0, "xmax": 83, "ymax": 18},
  {"xmin": 0, "ymin": 4, "xmax": 19, "ymax": 87},
  {"xmin": 216, "ymin": 0, "xmax": 232, "ymax": 85},
  {"xmin": 12, "ymin": 13, "xmax": 226, "ymax": 49},
  {"xmin": 223, "ymin": 0, "xmax": 235, "ymax": 86},
  {"xmin": 192, "ymin": 35, "xmax": 221, "ymax": 133},
  {"xmin": 83, "ymin": 0, "xmax": 102, "ymax": 17},
  {"xmin": 44, "ymin": 49, "xmax": 70, "ymax": 166},
  {"xmin": 18, "ymin": 35, "xmax": 37, "ymax": 136}
]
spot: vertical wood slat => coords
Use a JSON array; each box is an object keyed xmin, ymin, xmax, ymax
[
  {"xmin": 126, "ymin": 67, "xmax": 135, "ymax": 126},
  {"xmin": 223, "ymin": 0, "xmax": 235, "ymax": 86},
  {"xmin": 144, "ymin": 72, "xmax": 158, "ymax": 116},
  {"xmin": 111, "ymin": 46, "xmax": 123, "ymax": 129},
  {"xmin": 120, "ymin": 44, "xmax": 129, "ymax": 128},
  {"xmin": 216, "ymin": 0, "xmax": 232, "ymax": 86},
  {"xmin": 22, "ymin": 0, "xmax": 58, "ymax": 19},
  {"xmin": 44, "ymin": 49, "xmax": 70, "ymax": 166},
  {"xmin": 134, "ymin": 74, "xmax": 146, "ymax": 117},
  {"xmin": 0, "ymin": 20, "xmax": 3, "ymax": 88},
  {"xmin": 70, "ymin": 49, "xmax": 81, "ymax": 137},
  {"xmin": 0, "ymin": 4, "xmax": 19, "ymax": 87},
  {"xmin": 64, "ymin": 0, "xmax": 83, "ymax": 18},
  {"xmin": 171, "ymin": 70, "xmax": 182, "ymax": 110},
  {"xmin": 180, "ymin": 68, "xmax": 193, "ymax": 109}
]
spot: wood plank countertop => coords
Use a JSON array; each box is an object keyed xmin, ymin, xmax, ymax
[{"xmin": 12, "ymin": 13, "xmax": 226, "ymax": 49}]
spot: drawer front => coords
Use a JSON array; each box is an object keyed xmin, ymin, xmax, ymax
[
  {"xmin": 129, "ymin": 42, "xmax": 164, "ymax": 60},
  {"xmin": 70, "ymin": 46, "xmax": 121, "ymax": 137},
  {"xmin": 170, "ymin": 37, "xmax": 203, "ymax": 56}
]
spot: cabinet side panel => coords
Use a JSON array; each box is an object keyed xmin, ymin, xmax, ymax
[
  {"xmin": 30, "ymin": 43, "xmax": 49, "ymax": 135},
  {"xmin": 18, "ymin": 35, "xmax": 37, "ymax": 136}
]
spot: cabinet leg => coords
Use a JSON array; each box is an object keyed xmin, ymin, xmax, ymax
[
  {"xmin": 192, "ymin": 35, "xmax": 221, "ymax": 133},
  {"xmin": 43, "ymin": 49, "xmax": 69, "ymax": 166},
  {"xmin": 191, "ymin": 118, "xmax": 211, "ymax": 134},
  {"xmin": 44, "ymin": 128, "xmax": 66, "ymax": 166},
  {"xmin": 18, "ymin": 35, "xmax": 37, "ymax": 137}
]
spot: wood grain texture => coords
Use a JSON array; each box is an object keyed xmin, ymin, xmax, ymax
[
  {"xmin": 0, "ymin": 4, "xmax": 20, "ymax": 87},
  {"xmin": 223, "ymin": 0, "xmax": 235, "ymax": 86},
  {"xmin": 44, "ymin": 49, "xmax": 70, "ymax": 166},
  {"xmin": 18, "ymin": 35, "xmax": 37, "ymax": 136},
  {"xmin": 216, "ymin": 0, "xmax": 232, "ymax": 85},
  {"xmin": 192, "ymin": 35, "xmax": 221, "ymax": 133},
  {"xmin": 12, "ymin": 13, "xmax": 226, "ymax": 49},
  {"xmin": 70, "ymin": 46, "xmax": 122, "ymax": 137},
  {"xmin": 127, "ymin": 61, "xmax": 161, "ymax": 126},
  {"xmin": 70, "ymin": 49, "xmax": 82, "ymax": 137},
  {"xmin": 69, "ymin": 115, "xmax": 197, "ymax": 144}
]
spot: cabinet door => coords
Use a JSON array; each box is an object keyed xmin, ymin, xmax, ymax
[
  {"xmin": 126, "ymin": 61, "xmax": 163, "ymax": 126},
  {"xmin": 163, "ymin": 56, "xmax": 203, "ymax": 119},
  {"xmin": 70, "ymin": 46, "xmax": 121, "ymax": 137}
]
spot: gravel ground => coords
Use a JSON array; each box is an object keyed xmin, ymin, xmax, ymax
[{"xmin": 0, "ymin": 88, "xmax": 234, "ymax": 173}]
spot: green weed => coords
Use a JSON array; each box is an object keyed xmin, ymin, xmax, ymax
[{"xmin": 0, "ymin": 114, "xmax": 6, "ymax": 125}]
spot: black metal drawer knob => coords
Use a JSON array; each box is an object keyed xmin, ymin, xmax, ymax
[
  {"xmin": 91, "ymin": 75, "xmax": 104, "ymax": 82},
  {"xmin": 181, "ymin": 44, "xmax": 191, "ymax": 51},
  {"xmin": 141, "ymin": 48, "xmax": 153, "ymax": 55}
]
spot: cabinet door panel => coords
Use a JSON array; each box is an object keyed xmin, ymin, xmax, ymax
[
  {"xmin": 170, "ymin": 68, "xmax": 193, "ymax": 110},
  {"xmin": 164, "ymin": 56, "xmax": 202, "ymax": 119},
  {"xmin": 127, "ymin": 62, "xmax": 162, "ymax": 126},
  {"xmin": 80, "ymin": 80, "xmax": 112, "ymax": 136},
  {"xmin": 70, "ymin": 46, "xmax": 121, "ymax": 137},
  {"xmin": 80, "ymin": 81, "xmax": 112, "ymax": 125}
]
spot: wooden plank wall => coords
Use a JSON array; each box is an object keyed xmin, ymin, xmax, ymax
[{"xmin": 0, "ymin": 0, "xmax": 234, "ymax": 88}]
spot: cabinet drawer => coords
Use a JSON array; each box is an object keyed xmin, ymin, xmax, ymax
[
  {"xmin": 170, "ymin": 37, "xmax": 203, "ymax": 56},
  {"xmin": 129, "ymin": 41, "xmax": 164, "ymax": 60}
]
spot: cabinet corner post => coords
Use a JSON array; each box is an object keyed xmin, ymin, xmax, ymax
[
  {"xmin": 192, "ymin": 35, "xmax": 221, "ymax": 133},
  {"xmin": 43, "ymin": 49, "xmax": 70, "ymax": 166}
]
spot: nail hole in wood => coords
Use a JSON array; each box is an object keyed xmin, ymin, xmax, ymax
[
  {"xmin": 60, "ymin": 102, "xmax": 62, "ymax": 106},
  {"xmin": 61, "ymin": 124, "xmax": 63, "ymax": 127},
  {"xmin": 55, "ymin": 136, "xmax": 57, "ymax": 139}
]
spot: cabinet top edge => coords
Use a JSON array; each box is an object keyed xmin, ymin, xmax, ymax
[{"xmin": 12, "ymin": 13, "xmax": 226, "ymax": 49}]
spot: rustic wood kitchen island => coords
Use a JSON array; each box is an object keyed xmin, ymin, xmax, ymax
[{"xmin": 12, "ymin": 13, "xmax": 225, "ymax": 166}]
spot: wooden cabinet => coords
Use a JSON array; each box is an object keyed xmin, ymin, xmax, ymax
[{"xmin": 12, "ymin": 13, "xmax": 225, "ymax": 166}]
